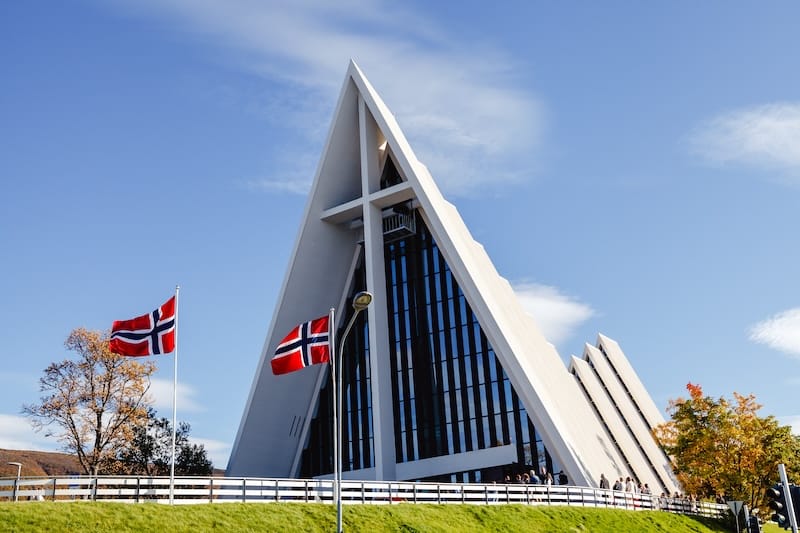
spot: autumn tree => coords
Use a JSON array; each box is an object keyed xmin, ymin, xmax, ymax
[
  {"xmin": 654, "ymin": 383, "xmax": 800, "ymax": 510},
  {"xmin": 115, "ymin": 407, "xmax": 213, "ymax": 476},
  {"xmin": 23, "ymin": 328, "xmax": 156, "ymax": 475}
]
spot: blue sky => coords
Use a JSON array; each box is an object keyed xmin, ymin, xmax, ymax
[{"xmin": 2, "ymin": 1, "xmax": 800, "ymax": 471}]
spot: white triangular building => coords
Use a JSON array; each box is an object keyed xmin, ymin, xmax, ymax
[{"xmin": 227, "ymin": 61, "xmax": 679, "ymax": 494}]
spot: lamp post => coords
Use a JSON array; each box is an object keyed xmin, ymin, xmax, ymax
[
  {"xmin": 7, "ymin": 462, "xmax": 22, "ymax": 502},
  {"xmin": 335, "ymin": 291, "xmax": 372, "ymax": 533}
]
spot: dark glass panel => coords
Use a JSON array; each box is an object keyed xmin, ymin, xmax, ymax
[{"xmin": 303, "ymin": 209, "xmax": 558, "ymax": 482}]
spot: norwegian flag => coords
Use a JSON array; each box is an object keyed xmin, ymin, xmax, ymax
[
  {"xmin": 110, "ymin": 296, "xmax": 176, "ymax": 356},
  {"xmin": 271, "ymin": 315, "xmax": 330, "ymax": 375}
]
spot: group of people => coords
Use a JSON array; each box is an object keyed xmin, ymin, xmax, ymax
[
  {"xmin": 598, "ymin": 474, "xmax": 651, "ymax": 495},
  {"xmin": 501, "ymin": 467, "xmax": 569, "ymax": 486},
  {"xmin": 657, "ymin": 492, "xmax": 701, "ymax": 512},
  {"xmin": 598, "ymin": 474, "xmax": 707, "ymax": 513}
]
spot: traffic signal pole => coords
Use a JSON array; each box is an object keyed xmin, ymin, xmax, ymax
[{"xmin": 779, "ymin": 464, "xmax": 799, "ymax": 533}]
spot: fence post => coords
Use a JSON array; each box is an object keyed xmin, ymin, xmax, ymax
[
  {"xmin": 437, "ymin": 484, "xmax": 441, "ymax": 504},
  {"xmin": 241, "ymin": 478, "xmax": 246, "ymax": 503},
  {"xmin": 274, "ymin": 479, "xmax": 279, "ymax": 502},
  {"xmin": 389, "ymin": 483, "xmax": 393, "ymax": 504},
  {"xmin": 210, "ymin": 477, "xmax": 214, "ymax": 503},
  {"xmin": 413, "ymin": 483, "xmax": 417, "ymax": 504},
  {"xmin": 91, "ymin": 477, "xmax": 98, "ymax": 501},
  {"xmin": 361, "ymin": 481, "xmax": 365, "ymax": 504}
]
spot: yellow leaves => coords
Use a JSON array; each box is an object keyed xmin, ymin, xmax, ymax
[
  {"xmin": 657, "ymin": 382, "xmax": 799, "ymax": 509},
  {"xmin": 23, "ymin": 328, "xmax": 158, "ymax": 475}
]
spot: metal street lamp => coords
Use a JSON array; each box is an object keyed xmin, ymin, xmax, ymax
[
  {"xmin": 334, "ymin": 291, "xmax": 372, "ymax": 533},
  {"xmin": 7, "ymin": 462, "xmax": 22, "ymax": 502}
]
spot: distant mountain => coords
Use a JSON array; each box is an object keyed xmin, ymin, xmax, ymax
[{"xmin": 0, "ymin": 449, "xmax": 225, "ymax": 477}]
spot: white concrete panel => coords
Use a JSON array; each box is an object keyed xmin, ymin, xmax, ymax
[
  {"xmin": 360, "ymin": 97, "xmax": 396, "ymax": 480},
  {"xmin": 597, "ymin": 334, "xmax": 666, "ymax": 431},
  {"xmin": 228, "ymin": 73, "xmax": 366, "ymax": 477},
  {"xmin": 583, "ymin": 345, "xmax": 680, "ymax": 494},
  {"xmin": 570, "ymin": 356, "xmax": 660, "ymax": 490}
]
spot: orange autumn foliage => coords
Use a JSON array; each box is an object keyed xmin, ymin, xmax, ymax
[
  {"xmin": 22, "ymin": 328, "xmax": 156, "ymax": 475},
  {"xmin": 654, "ymin": 383, "xmax": 800, "ymax": 510}
]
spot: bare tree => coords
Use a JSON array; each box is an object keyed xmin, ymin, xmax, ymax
[{"xmin": 23, "ymin": 328, "xmax": 156, "ymax": 475}]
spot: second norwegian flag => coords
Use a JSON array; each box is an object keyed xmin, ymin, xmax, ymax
[
  {"xmin": 271, "ymin": 315, "xmax": 330, "ymax": 375},
  {"xmin": 110, "ymin": 296, "xmax": 176, "ymax": 357}
]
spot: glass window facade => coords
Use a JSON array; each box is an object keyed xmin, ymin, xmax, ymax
[
  {"xmin": 385, "ymin": 214, "xmax": 557, "ymax": 482},
  {"xmin": 300, "ymin": 262, "xmax": 373, "ymax": 478},
  {"xmin": 300, "ymin": 210, "xmax": 559, "ymax": 482}
]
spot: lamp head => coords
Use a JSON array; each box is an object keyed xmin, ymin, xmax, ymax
[
  {"xmin": 7, "ymin": 462, "xmax": 21, "ymax": 476},
  {"xmin": 351, "ymin": 291, "xmax": 373, "ymax": 312}
]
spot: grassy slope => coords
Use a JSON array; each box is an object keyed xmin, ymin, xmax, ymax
[{"xmin": 0, "ymin": 502, "xmax": 737, "ymax": 533}]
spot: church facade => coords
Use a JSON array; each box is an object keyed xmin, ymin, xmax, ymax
[{"xmin": 227, "ymin": 62, "xmax": 679, "ymax": 495}]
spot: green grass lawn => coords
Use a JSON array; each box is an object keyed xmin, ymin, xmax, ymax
[
  {"xmin": 762, "ymin": 522, "xmax": 784, "ymax": 533},
  {"xmin": 0, "ymin": 502, "xmax": 741, "ymax": 532}
]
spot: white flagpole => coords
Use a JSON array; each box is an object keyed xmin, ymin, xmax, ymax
[
  {"xmin": 169, "ymin": 285, "xmax": 180, "ymax": 505},
  {"xmin": 328, "ymin": 308, "xmax": 338, "ymax": 516}
]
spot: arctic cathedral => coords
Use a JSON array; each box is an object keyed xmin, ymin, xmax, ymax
[{"xmin": 227, "ymin": 62, "xmax": 680, "ymax": 495}]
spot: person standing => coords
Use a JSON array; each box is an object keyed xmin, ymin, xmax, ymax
[{"xmin": 599, "ymin": 474, "xmax": 610, "ymax": 489}]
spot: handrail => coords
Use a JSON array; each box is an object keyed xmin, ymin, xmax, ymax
[{"xmin": 0, "ymin": 476, "xmax": 728, "ymax": 519}]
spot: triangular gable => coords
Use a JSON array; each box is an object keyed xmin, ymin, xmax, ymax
[{"xmin": 229, "ymin": 61, "xmax": 631, "ymax": 486}]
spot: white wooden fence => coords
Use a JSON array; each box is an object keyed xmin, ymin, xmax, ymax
[{"xmin": 0, "ymin": 476, "xmax": 728, "ymax": 519}]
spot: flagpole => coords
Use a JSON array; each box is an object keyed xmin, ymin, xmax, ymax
[
  {"xmin": 170, "ymin": 285, "xmax": 180, "ymax": 505},
  {"xmin": 328, "ymin": 308, "xmax": 338, "ymax": 519}
]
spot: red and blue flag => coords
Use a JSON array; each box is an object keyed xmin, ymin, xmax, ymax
[
  {"xmin": 110, "ymin": 296, "xmax": 176, "ymax": 356},
  {"xmin": 271, "ymin": 315, "xmax": 330, "ymax": 375}
]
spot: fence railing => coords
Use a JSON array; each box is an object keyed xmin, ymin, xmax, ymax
[{"xmin": 0, "ymin": 476, "xmax": 728, "ymax": 519}]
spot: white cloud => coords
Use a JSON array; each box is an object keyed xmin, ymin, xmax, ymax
[
  {"xmin": 512, "ymin": 282, "xmax": 595, "ymax": 347},
  {"xmin": 748, "ymin": 308, "xmax": 800, "ymax": 358},
  {"xmin": 689, "ymin": 102, "xmax": 800, "ymax": 179},
  {"xmin": 0, "ymin": 413, "xmax": 59, "ymax": 451},
  {"xmin": 108, "ymin": 0, "xmax": 544, "ymax": 195},
  {"xmin": 149, "ymin": 378, "xmax": 203, "ymax": 414}
]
